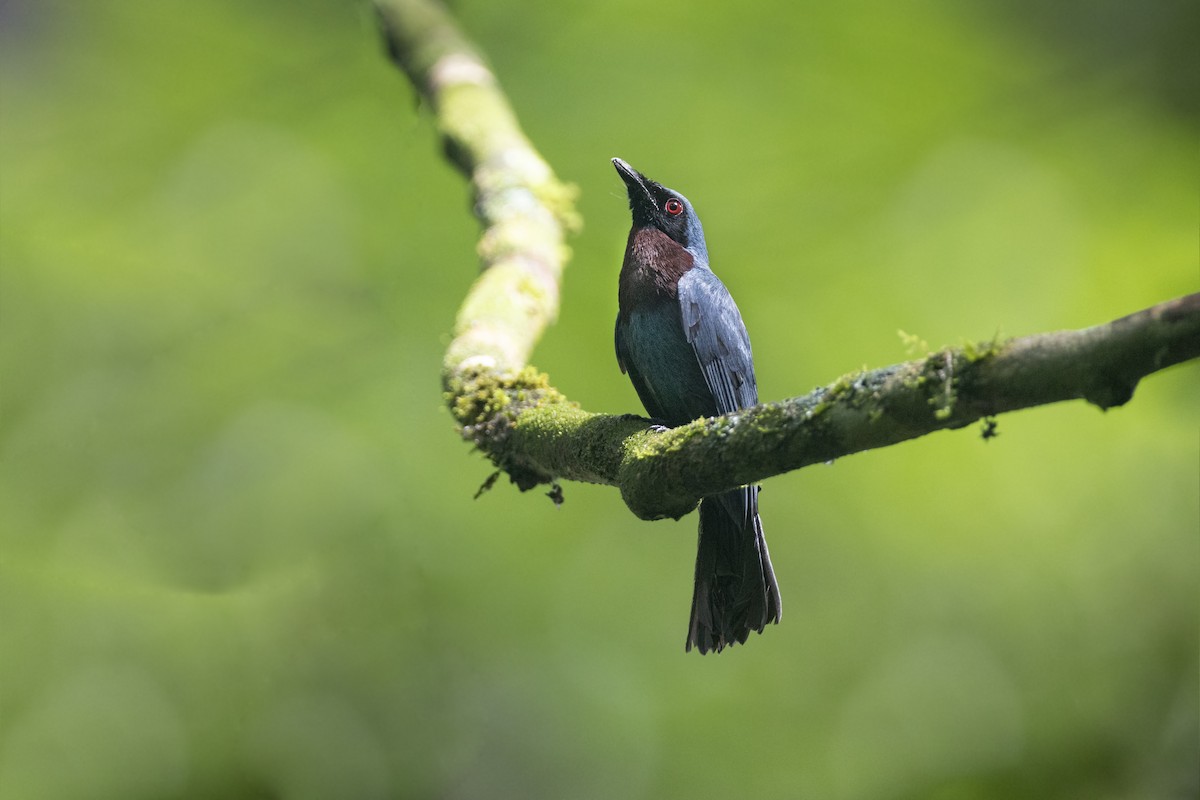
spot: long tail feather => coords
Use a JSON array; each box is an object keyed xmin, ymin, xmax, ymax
[{"xmin": 686, "ymin": 486, "xmax": 782, "ymax": 654}]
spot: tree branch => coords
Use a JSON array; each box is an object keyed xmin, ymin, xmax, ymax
[
  {"xmin": 374, "ymin": 0, "xmax": 1200, "ymax": 521},
  {"xmin": 375, "ymin": 0, "xmax": 580, "ymax": 381}
]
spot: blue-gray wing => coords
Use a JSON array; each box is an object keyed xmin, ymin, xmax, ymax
[{"xmin": 677, "ymin": 267, "xmax": 758, "ymax": 415}]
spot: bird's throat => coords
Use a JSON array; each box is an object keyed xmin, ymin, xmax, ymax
[{"xmin": 618, "ymin": 227, "xmax": 695, "ymax": 317}]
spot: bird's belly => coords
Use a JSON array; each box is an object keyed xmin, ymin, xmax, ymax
[{"xmin": 623, "ymin": 306, "xmax": 717, "ymax": 425}]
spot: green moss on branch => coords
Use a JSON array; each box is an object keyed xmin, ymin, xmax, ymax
[{"xmin": 375, "ymin": 2, "xmax": 1199, "ymax": 523}]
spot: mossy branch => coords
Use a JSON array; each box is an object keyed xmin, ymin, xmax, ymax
[
  {"xmin": 375, "ymin": 0, "xmax": 1200, "ymax": 521},
  {"xmin": 375, "ymin": 0, "xmax": 580, "ymax": 386},
  {"xmin": 453, "ymin": 296, "xmax": 1199, "ymax": 520}
]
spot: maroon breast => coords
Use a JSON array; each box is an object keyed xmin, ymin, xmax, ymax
[{"xmin": 618, "ymin": 228, "xmax": 695, "ymax": 317}]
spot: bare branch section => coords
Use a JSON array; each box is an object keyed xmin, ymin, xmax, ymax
[{"xmin": 374, "ymin": 2, "xmax": 1200, "ymax": 521}]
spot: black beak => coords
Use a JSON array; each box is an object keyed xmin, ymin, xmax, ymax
[{"xmin": 612, "ymin": 157, "xmax": 656, "ymax": 225}]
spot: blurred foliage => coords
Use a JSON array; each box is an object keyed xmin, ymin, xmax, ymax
[{"xmin": 1, "ymin": 1, "xmax": 1196, "ymax": 798}]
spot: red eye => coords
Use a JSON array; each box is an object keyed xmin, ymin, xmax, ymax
[{"xmin": 664, "ymin": 198, "xmax": 684, "ymax": 216}]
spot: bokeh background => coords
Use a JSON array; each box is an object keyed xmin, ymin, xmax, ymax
[{"xmin": 2, "ymin": 1, "xmax": 1197, "ymax": 798}]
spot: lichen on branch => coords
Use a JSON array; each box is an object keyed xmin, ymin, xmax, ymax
[{"xmin": 375, "ymin": 0, "xmax": 579, "ymax": 387}]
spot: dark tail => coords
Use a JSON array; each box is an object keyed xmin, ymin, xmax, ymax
[{"xmin": 686, "ymin": 486, "xmax": 782, "ymax": 654}]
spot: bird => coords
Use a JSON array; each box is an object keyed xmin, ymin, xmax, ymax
[{"xmin": 612, "ymin": 157, "xmax": 782, "ymax": 653}]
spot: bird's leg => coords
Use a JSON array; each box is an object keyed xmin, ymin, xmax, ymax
[{"xmin": 617, "ymin": 412, "xmax": 672, "ymax": 432}]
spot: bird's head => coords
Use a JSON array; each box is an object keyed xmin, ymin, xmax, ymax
[{"xmin": 613, "ymin": 158, "xmax": 709, "ymax": 264}]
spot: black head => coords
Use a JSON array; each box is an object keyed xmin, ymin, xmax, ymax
[{"xmin": 613, "ymin": 158, "xmax": 709, "ymax": 264}]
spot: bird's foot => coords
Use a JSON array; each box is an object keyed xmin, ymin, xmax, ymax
[{"xmin": 617, "ymin": 413, "xmax": 672, "ymax": 433}]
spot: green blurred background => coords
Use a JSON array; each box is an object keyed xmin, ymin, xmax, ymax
[{"xmin": 2, "ymin": 1, "xmax": 1197, "ymax": 798}]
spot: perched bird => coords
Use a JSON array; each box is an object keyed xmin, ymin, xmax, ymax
[{"xmin": 612, "ymin": 157, "xmax": 782, "ymax": 653}]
